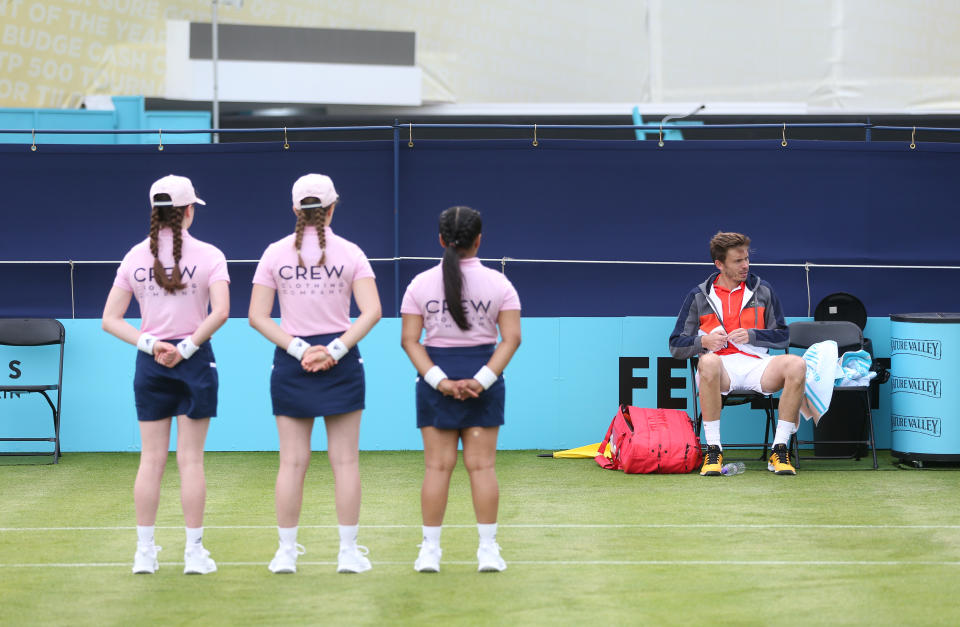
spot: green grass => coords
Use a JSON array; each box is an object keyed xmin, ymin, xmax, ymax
[{"xmin": 2, "ymin": 451, "xmax": 959, "ymax": 626}]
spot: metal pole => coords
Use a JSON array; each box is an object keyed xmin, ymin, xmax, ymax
[
  {"xmin": 393, "ymin": 120, "xmax": 401, "ymax": 317},
  {"xmin": 212, "ymin": 0, "xmax": 219, "ymax": 143}
]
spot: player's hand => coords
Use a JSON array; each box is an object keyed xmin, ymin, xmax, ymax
[
  {"xmin": 437, "ymin": 378, "xmax": 458, "ymax": 398},
  {"xmin": 727, "ymin": 328, "xmax": 750, "ymax": 344},
  {"xmin": 461, "ymin": 379, "xmax": 484, "ymax": 399},
  {"xmin": 301, "ymin": 345, "xmax": 335, "ymax": 372},
  {"xmin": 153, "ymin": 341, "xmax": 182, "ymax": 368},
  {"xmin": 701, "ymin": 332, "xmax": 728, "ymax": 352}
]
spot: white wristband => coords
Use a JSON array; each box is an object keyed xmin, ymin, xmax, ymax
[
  {"xmin": 473, "ymin": 365, "xmax": 498, "ymax": 390},
  {"xmin": 177, "ymin": 337, "xmax": 199, "ymax": 360},
  {"xmin": 137, "ymin": 333, "xmax": 158, "ymax": 355},
  {"xmin": 286, "ymin": 337, "xmax": 310, "ymax": 361},
  {"xmin": 326, "ymin": 337, "xmax": 349, "ymax": 361},
  {"xmin": 423, "ymin": 365, "xmax": 447, "ymax": 390}
]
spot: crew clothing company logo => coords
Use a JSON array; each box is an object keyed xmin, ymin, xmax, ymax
[
  {"xmin": 424, "ymin": 299, "xmax": 493, "ymax": 331},
  {"xmin": 890, "ymin": 376, "xmax": 941, "ymax": 398},
  {"xmin": 277, "ymin": 264, "xmax": 346, "ymax": 296},
  {"xmin": 134, "ymin": 265, "xmax": 200, "ymax": 297},
  {"xmin": 890, "ymin": 337, "xmax": 942, "ymax": 360},
  {"xmin": 891, "ymin": 414, "xmax": 941, "ymax": 438}
]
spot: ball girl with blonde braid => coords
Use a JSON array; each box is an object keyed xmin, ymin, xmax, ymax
[
  {"xmin": 400, "ymin": 206, "xmax": 522, "ymax": 573},
  {"xmin": 249, "ymin": 173, "xmax": 381, "ymax": 574},
  {"xmin": 102, "ymin": 174, "xmax": 230, "ymax": 575}
]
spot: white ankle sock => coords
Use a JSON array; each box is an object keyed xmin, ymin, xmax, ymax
[
  {"xmin": 478, "ymin": 523, "xmax": 497, "ymax": 545},
  {"xmin": 422, "ymin": 525, "xmax": 442, "ymax": 545},
  {"xmin": 136, "ymin": 525, "xmax": 155, "ymax": 547},
  {"xmin": 185, "ymin": 526, "xmax": 203, "ymax": 549},
  {"xmin": 338, "ymin": 524, "xmax": 359, "ymax": 550},
  {"xmin": 278, "ymin": 526, "xmax": 298, "ymax": 547},
  {"xmin": 773, "ymin": 420, "xmax": 795, "ymax": 446},
  {"xmin": 703, "ymin": 420, "xmax": 722, "ymax": 449}
]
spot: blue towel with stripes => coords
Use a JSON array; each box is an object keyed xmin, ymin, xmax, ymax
[
  {"xmin": 799, "ymin": 340, "xmax": 840, "ymax": 425},
  {"xmin": 836, "ymin": 350, "xmax": 877, "ymax": 387}
]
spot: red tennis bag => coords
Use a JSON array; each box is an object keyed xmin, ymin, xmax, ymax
[{"xmin": 595, "ymin": 405, "xmax": 703, "ymax": 474}]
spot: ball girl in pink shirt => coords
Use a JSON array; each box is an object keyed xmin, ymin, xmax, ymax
[
  {"xmin": 102, "ymin": 174, "xmax": 230, "ymax": 575},
  {"xmin": 400, "ymin": 206, "xmax": 522, "ymax": 573},
  {"xmin": 249, "ymin": 173, "xmax": 382, "ymax": 574}
]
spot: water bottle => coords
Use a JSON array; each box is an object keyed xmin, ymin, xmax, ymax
[{"xmin": 721, "ymin": 461, "xmax": 746, "ymax": 476}]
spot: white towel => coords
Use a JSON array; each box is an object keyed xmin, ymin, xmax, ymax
[{"xmin": 799, "ymin": 340, "xmax": 840, "ymax": 425}]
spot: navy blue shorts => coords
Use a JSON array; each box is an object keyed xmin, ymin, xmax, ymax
[
  {"xmin": 416, "ymin": 344, "xmax": 505, "ymax": 430},
  {"xmin": 134, "ymin": 340, "xmax": 218, "ymax": 421},
  {"xmin": 271, "ymin": 332, "xmax": 365, "ymax": 418}
]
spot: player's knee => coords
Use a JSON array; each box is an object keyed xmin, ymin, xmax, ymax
[
  {"xmin": 785, "ymin": 354, "xmax": 806, "ymax": 383},
  {"xmin": 698, "ymin": 353, "xmax": 723, "ymax": 381},
  {"xmin": 425, "ymin": 455, "xmax": 457, "ymax": 473},
  {"xmin": 464, "ymin": 455, "xmax": 495, "ymax": 474}
]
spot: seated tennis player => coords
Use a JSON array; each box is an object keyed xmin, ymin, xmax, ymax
[{"xmin": 668, "ymin": 231, "xmax": 805, "ymax": 476}]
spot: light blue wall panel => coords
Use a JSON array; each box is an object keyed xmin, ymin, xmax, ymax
[
  {"xmin": 0, "ymin": 109, "xmax": 116, "ymax": 144},
  {"xmin": 0, "ymin": 317, "xmax": 894, "ymax": 454},
  {"xmin": 0, "ymin": 98, "xmax": 210, "ymax": 146}
]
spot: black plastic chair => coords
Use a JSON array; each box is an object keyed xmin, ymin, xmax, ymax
[
  {"xmin": 0, "ymin": 318, "xmax": 65, "ymax": 463},
  {"xmin": 787, "ymin": 320, "xmax": 878, "ymax": 469},
  {"xmin": 689, "ymin": 357, "xmax": 778, "ymax": 460}
]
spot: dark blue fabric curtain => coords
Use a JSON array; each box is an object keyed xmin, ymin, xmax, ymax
[{"xmin": 3, "ymin": 139, "xmax": 958, "ymax": 318}]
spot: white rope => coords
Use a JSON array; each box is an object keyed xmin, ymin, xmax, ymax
[
  {"xmin": 7, "ymin": 257, "xmax": 960, "ymax": 314},
  {"xmin": 3, "ymin": 258, "xmax": 959, "ymax": 270}
]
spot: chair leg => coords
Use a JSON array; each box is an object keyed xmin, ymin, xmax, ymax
[
  {"xmin": 53, "ymin": 410, "xmax": 61, "ymax": 463},
  {"xmin": 864, "ymin": 393, "xmax": 878, "ymax": 470},
  {"xmin": 760, "ymin": 408, "xmax": 773, "ymax": 461}
]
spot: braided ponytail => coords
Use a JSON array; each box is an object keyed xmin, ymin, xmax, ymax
[
  {"xmin": 438, "ymin": 206, "xmax": 483, "ymax": 331},
  {"xmin": 294, "ymin": 211, "xmax": 307, "ymax": 268},
  {"xmin": 149, "ymin": 194, "xmax": 187, "ymax": 294},
  {"xmin": 293, "ymin": 196, "xmax": 329, "ymax": 268}
]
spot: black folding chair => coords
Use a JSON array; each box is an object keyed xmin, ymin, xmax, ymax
[
  {"xmin": 787, "ymin": 320, "xmax": 878, "ymax": 469},
  {"xmin": 0, "ymin": 318, "xmax": 65, "ymax": 463},
  {"xmin": 689, "ymin": 357, "xmax": 778, "ymax": 460}
]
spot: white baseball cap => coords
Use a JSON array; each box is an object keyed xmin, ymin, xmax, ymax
[
  {"xmin": 149, "ymin": 174, "xmax": 206, "ymax": 207},
  {"xmin": 291, "ymin": 173, "xmax": 338, "ymax": 210}
]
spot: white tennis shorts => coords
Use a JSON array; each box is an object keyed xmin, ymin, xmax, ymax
[{"xmin": 697, "ymin": 352, "xmax": 773, "ymax": 395}]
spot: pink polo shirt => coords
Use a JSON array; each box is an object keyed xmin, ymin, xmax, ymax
[
  {"xmin": 252, "ymin": 226, "xmax": 375, "ymax": 336},
  {"xmin": 113, "ymin": 229, "xmax": 230, "ymax": 339},
  {"xmin": 401, "ymin": 256, "xmax": 521, "ymax": 347}
]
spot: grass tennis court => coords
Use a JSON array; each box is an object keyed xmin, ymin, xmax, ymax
[{"xmin": 2, "ymin": 450, "xmax": 958, "ymax": 625}]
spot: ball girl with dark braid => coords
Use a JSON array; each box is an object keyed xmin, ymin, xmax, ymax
[
  {"xmin": 249, "ymin": 173, "xmax": 382, "ymax": 574},
  {"xmin": 102, "ymin": 174, "xmax": 230, "ymax": 575},
  {"xmin": 400, "ymin": 206, "xmax": 522, "ymax": 573}
]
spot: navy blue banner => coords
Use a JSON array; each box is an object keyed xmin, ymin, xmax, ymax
[{"xmin": 2, "ymin": 139, "xmax": 958, "ymax": 318}]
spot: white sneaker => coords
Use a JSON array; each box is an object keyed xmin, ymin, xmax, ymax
[
  {"xmin": 477, "ymin": 542, "xmax": 506, "ymax": 572},
  {"xmin": 183, "ymin": 546, "xmax": 217, "ymax": 575},
  {"xmin": 268, "ymin": 543, "xmax": 306, "ymax": 574},
  {"xmin": 337, "ymin": 545, "xmax": 372, "ymax": 573},
  {"xmin": 132, "ymin": 544, "xmax": 161, "ymax": 574},
  {"xmin": 414, "ymin": 542, "xmax": 441, "ymax": 573}
]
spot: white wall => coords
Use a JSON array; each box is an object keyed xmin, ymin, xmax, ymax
[{"xmin": 2, "ymin": 0, "xmax": 958, "ymax": 112}]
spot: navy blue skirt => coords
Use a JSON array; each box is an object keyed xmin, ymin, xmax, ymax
[
  {"xmin": 416, "ymin": 344, "xmax": 505, "ymax": 430},
  {"xmin": 271, "ymin": 332, "xmax": 365, "ymax": 418},
  {"xmin": 134, "ymin": 340, "xmax": 218, "ymax": 421}
]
